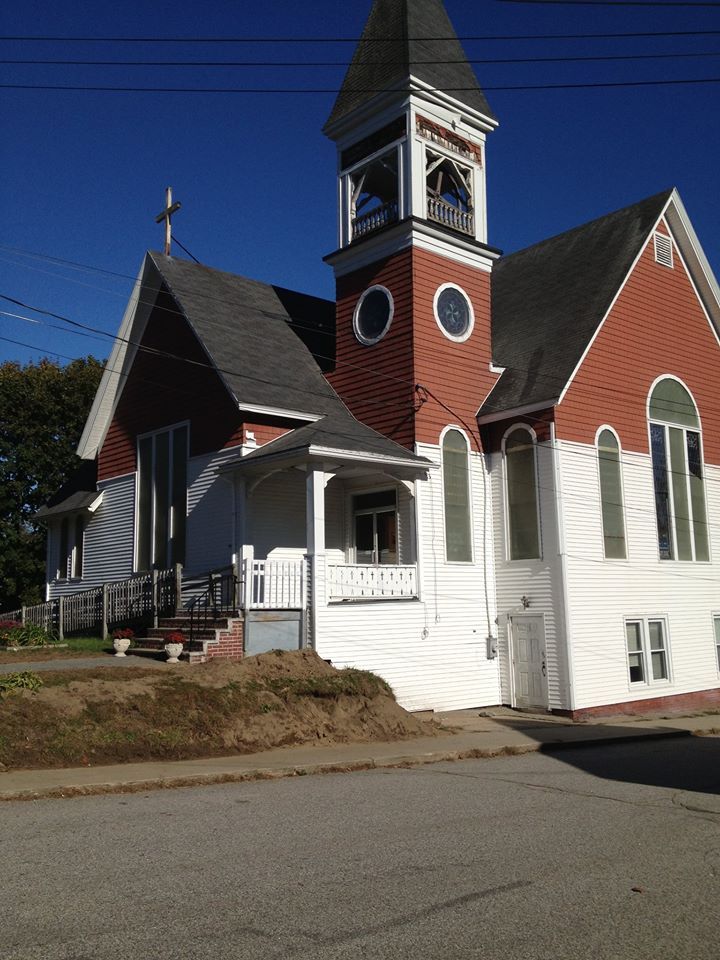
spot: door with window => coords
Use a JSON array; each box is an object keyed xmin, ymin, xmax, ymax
[
  {"xmin": 511, "ymin": 614, "xmax": 548, "ymax": 709},
  {"xmin": 353, "ymin": 490, "xmax": 398, "ymax": 565}
]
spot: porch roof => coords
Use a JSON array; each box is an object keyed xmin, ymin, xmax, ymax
[{"xmin": 222, "ymin": 412, "xmax": 433, "ymax": 477}]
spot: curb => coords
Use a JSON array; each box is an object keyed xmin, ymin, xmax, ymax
[{"xmin": 0, "ymin": 727, "xmax": 696, "ymax": 803}]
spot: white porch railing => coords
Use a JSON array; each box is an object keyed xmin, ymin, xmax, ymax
[
  {"xmin": 245, "ymin": 559, "xmax": 305, "ymax": 610},
  {"xmin": 327, "ymin": 563, "xmax": 418, "ymax": 601}
]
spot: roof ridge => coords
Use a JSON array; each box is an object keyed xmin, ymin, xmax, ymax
[{"xmin": 497, "ymin": 187, "xmax": 675, "ymax": 266}]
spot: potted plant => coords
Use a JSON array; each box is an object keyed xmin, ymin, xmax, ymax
[
  {"xmin": 112, "ymin": 627, "xmax": 135, "ymax": 657},
  {"xmin": 164, "ymin": 631, "xmax": 185, "ymax": 663}
]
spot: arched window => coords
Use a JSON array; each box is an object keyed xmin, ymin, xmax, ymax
[
  {"xmin": 504, "ymin": 427, "xmax": 540, "ymax": 560},
  {"xmin": 597, "ymin": 428, "xmax": 626, "ymax": 559},
  {"xmin": 442, "ymin": 428, "xmax": 472, "ymax": 562},
  {"xmin": 648, "ymin": 378, "xmax": 709, "ymax": 561}
]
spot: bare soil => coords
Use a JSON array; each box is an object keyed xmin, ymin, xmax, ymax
[{"xmin": 0, "ymin": 650, "xmax": 439, "ymax": 771}]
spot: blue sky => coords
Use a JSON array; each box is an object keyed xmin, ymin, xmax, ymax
[{"xmin": 1, "ymin": 0, "xmax": 719, "ymax": 367}]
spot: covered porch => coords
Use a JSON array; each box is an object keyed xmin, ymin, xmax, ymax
[{"xmin": 221, "ymin": 419, "xmax": 433, "ymax": 645}]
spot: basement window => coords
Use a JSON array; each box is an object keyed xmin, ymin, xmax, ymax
[{"xmin": 654, "ymin": 233, "xmax": 673, "ymax": 268}]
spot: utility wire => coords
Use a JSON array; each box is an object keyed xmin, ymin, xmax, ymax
[
  {"xmin": 4, "ymin": 51, "xmax": 720, "ymax": 66},
  {"xmin": 2, "ymin": 29, "xmax": 720, "ymax": 42},
  {"xmin": 3, "ymin": 77, "xmax": 720, "ymax": 93}
]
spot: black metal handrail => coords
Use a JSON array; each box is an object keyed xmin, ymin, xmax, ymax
[{"xmin": 188, "ymin": 571, "xmax": 240, "ymax": 644}]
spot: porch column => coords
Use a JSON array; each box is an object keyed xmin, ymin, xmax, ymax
[
  {"xmin": 306, "ymin": 467, "xmax": 326, "ymax": 648},
  {"xmin": 236, "ymin": 477, "xmax": 253, "ymax": 611}
]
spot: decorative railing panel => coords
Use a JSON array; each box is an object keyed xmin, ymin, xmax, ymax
[
  {"xmin": 246, "ymin": 560, "xmax": 305, "ymax": 610},
  {"xmin": 63, "ymin": 588, "xmax": 102, "ymax": 636},
  {"xmin": 427, "ymin": 197, "xmax": 474, "ymax": 236},
  {"xmin": 327, "ymin": 564, "xmax": 418, "ymax": 601},
  {"xmin": 351, "ymin": 200, "xmax": 398, "ymax": 240}
]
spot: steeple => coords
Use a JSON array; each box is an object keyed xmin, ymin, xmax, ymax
[
  {"xmin": 325, "ymin": 0, "xmax": 496, "ymax": 134},
  {"xmin": 324, "ymin": 0, "xmax": 500, "ymax": 452}
]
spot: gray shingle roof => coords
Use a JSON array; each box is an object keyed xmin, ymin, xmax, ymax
[
  {"xmin": 240, "ymin": 411, "xmax": 432, "ymax": 467},
  {"xmin": 149, "ymin": 254, "xmax": 429, "ymax": 468},
  {"xmin": 325, "ymin": 0, "xmax": 496, "ymax": 131},
  {"xmin": 36, "ymin": 460, "xmax": 99, "ymax": 519},
  {"xmin": 480, "ymin": 189, "xmax": 673, "ymax": 416},
  {"xmin": 149, "ymin": 253, "xmax": 339, "ymax": 417}
]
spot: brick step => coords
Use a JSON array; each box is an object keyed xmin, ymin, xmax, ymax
[
  {"xmin": 157, "ymin": 615, "xmax": 239, "ymax": 629},
  {"xmin": 146, "ymin": 626, "xmax": 219, "ymax": 641},
  {"xmin": 132, "ymin": 637, "xmax": 205, "ymax": 653}
]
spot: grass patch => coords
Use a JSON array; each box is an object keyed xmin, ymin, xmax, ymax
[{"xmin": 63, "ymin": 636, "xmax": 110, "ymax": 655}]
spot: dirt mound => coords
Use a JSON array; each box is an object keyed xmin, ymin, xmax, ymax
[{"xmin": 0, "ymin": 650, "xmax": 438, "ymax": 771}]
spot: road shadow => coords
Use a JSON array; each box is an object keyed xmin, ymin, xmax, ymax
[{"xmin": 490, "ymin": 716, "xmax": 720, "ymax": 797}]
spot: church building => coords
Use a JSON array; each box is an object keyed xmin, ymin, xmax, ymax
[{"xmin": 36, "ymin": 0, "xmax": 720, "ymax": 718}]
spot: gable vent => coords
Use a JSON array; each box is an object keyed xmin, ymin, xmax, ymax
[{"xmin": 654, "ymin": 233, "xmax": 674, "ymax": 268}]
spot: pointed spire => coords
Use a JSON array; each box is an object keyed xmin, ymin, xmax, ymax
[{"xmin": 325, "ymin": 0, "xmax": 495, "ymax": 133}]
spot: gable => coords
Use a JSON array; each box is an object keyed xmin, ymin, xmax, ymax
[
  {"xmin": 555, "ymin": 216, "xmax": 720, "ymax": 463},
  {"xmin": 97, "ymin": 286, "xmax": 244, "ymax": 481}
]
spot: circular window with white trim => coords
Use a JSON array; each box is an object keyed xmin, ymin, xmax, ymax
[
  {"xmin": 353, "ymin": 285, "xmax": 394, "ymax": 345},
  {"xmin": 434, "ymin": 284, "xmax": 474, "ymax": 342}
]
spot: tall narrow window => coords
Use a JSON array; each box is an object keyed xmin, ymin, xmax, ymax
[
  {"xmin": 442, "ymin": 429, "xmax": 472, "ymax": 562},
  {"xmin": 649, "ymin": 379, "xmax": 708, "ymax": 561},
  {"xmin": 137, "ymin": 424, "xmax": 188, "ymax": 571},
  {"xmin": 505, "ymin": 427, "xmax": 540, "ymax": 560},
  {"xmin": 597, "ymin": 429, "xmax": 626, "ymax": 559},
  {"xmin": 714, "ymin": 616, "xmax": 720, "ymax": 672},
  {"xmin": 58, "ymin": 517, "xmax": 69, "ymax": 580}
]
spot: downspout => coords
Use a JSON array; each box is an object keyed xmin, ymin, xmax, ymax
[{"xmin": 550, "ymin": 422, "xmax": 576, "ymax": 712}]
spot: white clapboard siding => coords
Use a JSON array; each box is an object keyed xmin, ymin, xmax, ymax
[
  {"xmin": 185, "ymin": 448, "xmax": 240, "ymax": 574},
  {"xmin": 48, "ymin": 474, "xmax": 136, "ymax": 597},
  {"xmin": 491, "ymin": 442, "xmax": 568, "ymax": 710},
  {"xmin": 560, "ymin": 441, "xmax": 720, "ymax": 709},
  {"xmin": 316, "ymin": 443, "xmax": 500, "ymax": 713}
]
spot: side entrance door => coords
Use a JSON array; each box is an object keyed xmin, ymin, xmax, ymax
[{"xmin": 510, "ymin": 614, "xmax": 548, "ymax": 710}]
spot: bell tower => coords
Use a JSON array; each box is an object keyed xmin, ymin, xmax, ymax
[{"xmin": 324, "ymin": 0, "xmax": 500, "ymax": 449}]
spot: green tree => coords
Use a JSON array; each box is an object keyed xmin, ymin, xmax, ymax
[{"xmin": 0, "ymin": 356, "xmax": 104, "ymax": 609}]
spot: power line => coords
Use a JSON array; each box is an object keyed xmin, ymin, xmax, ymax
[
  {"xmin": 4, "ymin": 51, "xmax": 720, "ymax": 66},
  {"xmin": 2, "ymin": 77, "xmax": 720, "ymax": 93},
  {"xmin": 2, "ymin": 29, "xmax": 720, "ymax": 42},
  {"xmin": 500, "ymin": 0, "xmax": 720, "ymax": 6}
]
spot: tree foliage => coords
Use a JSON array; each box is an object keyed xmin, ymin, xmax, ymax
[{"xmin": 0, "ymin": 356, "xmax": 104, "ymax": 609}]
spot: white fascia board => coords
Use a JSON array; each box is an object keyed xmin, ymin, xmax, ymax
[
  {"xmin": 476, "ymin": 399, "xmax": 557, "ymax": 425},
  {"xmin": 237, "ymin": 402, "xmax": 323, "ymax": 423},
  {"xmin": 326, "ymin": 218, "xmax": 498, "ymax": 277},
  {"xmin": 556, "ymin": 201, "xmax": 671, "ymax": 406},
  {"xmin": 407, "ymin": 78, "xmax": 498, "ymax": 134},
  {"xmin": 664, "ymin": 190, "xmax": 720, "ymax": 336},
  {"xmin": 325, "ymin": 90, "xmax": 411, "ymax": 144},
  {"xmin": 87, "ymin": 492, "xmax": 104, "ymax": 513},
  {"xmin": 76, "ymin": 256, "xmax": 161, "ymax": 460},
  {"xmin": 307, "ymin": 445, "xmax": 437, "ymax": 470}
]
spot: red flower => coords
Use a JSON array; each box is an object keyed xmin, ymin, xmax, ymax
[{"xmin": 165, "ymin": 632, "xmax": 185, "ymax": 645}]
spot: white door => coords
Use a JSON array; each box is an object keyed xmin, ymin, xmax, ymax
[{"xmin": 511, "ymin": 615, "xmax": 548, "ymax": 709}]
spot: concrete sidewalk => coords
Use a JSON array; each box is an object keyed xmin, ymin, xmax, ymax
[{"xmin": 2, "ymin": 707, "xmax": 718, "ymax": 802}]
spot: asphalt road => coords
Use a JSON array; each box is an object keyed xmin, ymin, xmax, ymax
[{"xmin": 3, "ymin": 738, "xmax": 719, "ymax": 960}]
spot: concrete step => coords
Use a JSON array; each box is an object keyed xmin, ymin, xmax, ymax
[{"xmin": 132, "ymin": 637, "xmax": 205, "ymax": 653}]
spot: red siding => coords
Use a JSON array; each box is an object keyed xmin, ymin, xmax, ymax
[
  {"xmin": 412, "ymin": 248, "xmax": 495, "ymax": 447},
  {"xmin": 329, "ymin": 245, "xmax": 495, "ymax": 451},
  {"xmin": 98, "ymin": 289, "xmax": 243, "ymax": 481},
  {"xmin": 556, "ymin": 228, "xmax": 720, "ymax": 464},
  {"xmin": 329, "ymin": 250, "xmax": 416, "ymax": 448}
]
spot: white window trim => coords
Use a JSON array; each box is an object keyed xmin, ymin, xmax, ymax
[
  {"xmin": 711, "ymin": 613, "xmax": 720, "ymax": 676},
  {"xmin": 134, "ymin": 420, "xmax": 190, "ymax": 572},
  {"xmin": 594, "ymin": 424, "xmax": 629, "ymax": 562},
  {"xmin": 624, "ymin": 616, "xmax": 672, "ymax": 689},
  {"xmin": 439, "ymin": 424, "xmax": 475, "ymax": 565},
  {"xmin": 645, "ymin": 376, "xmax": 711, "ymax": 564},
  {"xmin": 502, "ymin": 423, "xmax": 542, "ymax": 562},
  {"xmin": 352, "ymin": 285, "xmax": 395, "ymax": 346},
  {"xmin": 433, "ymin": 283, "xmax": 475, "ymax": 343},
  {"xmin": 348, "ymin": 485, "xmax": 400, "ymax": 566}
]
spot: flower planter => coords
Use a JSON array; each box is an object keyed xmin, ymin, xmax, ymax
[
  {"xmin": 164, "ymin": 642, "xmax": 183, "ymax": 663},
  {"xmin": 113, "ymin": 637, "xmax": 132, "ymax": 657}
]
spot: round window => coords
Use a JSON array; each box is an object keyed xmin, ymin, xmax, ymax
[
  {"xmin": 353, "ymin": 286, "xmax": 394, "ymax": 345},
  {"xmin": 434, "ymin": 284, "xmax": 474, "ymax": 342}
]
